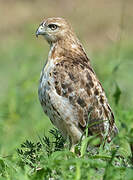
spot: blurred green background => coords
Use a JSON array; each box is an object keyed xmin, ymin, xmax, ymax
[{"xmin": 0, "ymin": 0, "xmax": 133, "ymax": 155}]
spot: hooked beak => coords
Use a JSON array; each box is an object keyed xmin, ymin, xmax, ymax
[
  {"xmin": 36, "ymin": 29, "xmax": 39, "ymax": 38},
  {"xmin": 35, "ymin": 25, "xmax": 45, "ymax": 38}
]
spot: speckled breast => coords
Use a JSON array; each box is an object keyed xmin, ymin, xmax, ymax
[
  {"xmin": 38, "ymin": 62, "xmax": 70, "ymax": 138},
  {"xmin": 38, "ymin": 60, "xmax": 55, "ymax": 116},
  {"xmin": 38, "ymin": 60, "xmax": 79, "ymax": 138}
]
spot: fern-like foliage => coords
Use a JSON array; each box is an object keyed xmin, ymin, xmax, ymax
[{"xmin": 17, "ymin": 128, "xmax": 66, "ymax": 168}]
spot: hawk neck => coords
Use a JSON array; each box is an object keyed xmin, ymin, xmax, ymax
[{"xmin": 48, "ymin": 38, "xmax": 89, "ymax": 64}]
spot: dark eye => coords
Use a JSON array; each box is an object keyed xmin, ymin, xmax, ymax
[{"xmin": 48, "ymin": 24, "xmax": 58, "ymax": 30}]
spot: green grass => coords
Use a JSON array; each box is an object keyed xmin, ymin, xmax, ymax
[{"xmin": 0, "ymin": 27, "xmax": 133, "ymax": 179}]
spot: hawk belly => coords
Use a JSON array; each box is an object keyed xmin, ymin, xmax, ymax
[{"xmin": 38, "ymin": 60, "xmax": 82, "ymax": 144}]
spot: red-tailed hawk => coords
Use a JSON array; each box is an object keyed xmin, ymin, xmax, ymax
[{"xmin": 36, "ymin": 17, "xmax": 118, "ymax": 150}]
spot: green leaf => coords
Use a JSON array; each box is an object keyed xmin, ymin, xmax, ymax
[
  {"xmin": 80, "ymin": 137, "xmax": 92, "ymax": 157},
  {"xmin": 113, "ymin": 83, "xmax": 121, "ymax": 105}
]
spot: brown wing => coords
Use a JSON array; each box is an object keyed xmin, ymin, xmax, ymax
[{"xmin": 52, "ymin": 56, "xmax": 118, "ymax": 141}]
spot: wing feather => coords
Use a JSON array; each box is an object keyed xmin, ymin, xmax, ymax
[{"xmin": 52, "ymin": 56, "xmax": 118, "ymax": 141}]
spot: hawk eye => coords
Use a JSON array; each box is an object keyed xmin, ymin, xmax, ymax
[{"xmin": 48, "ymin": 24, "xmax": 58, "ymax": 30}]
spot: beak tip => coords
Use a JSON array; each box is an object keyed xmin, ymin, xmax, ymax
[{"xmin": 36, "ymin": 31, "xmax": 38, "ymax": 38}]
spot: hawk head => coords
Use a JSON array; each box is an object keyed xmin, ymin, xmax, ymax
[{"xmin": 36, "ymin": 17, "xmax": 74, "ymax": 44}]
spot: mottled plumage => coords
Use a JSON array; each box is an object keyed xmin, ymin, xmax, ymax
[{"xmin": 36, "ymin": 17, "xmax": 118, "ymax": 149}]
